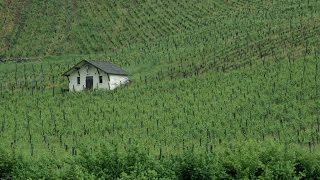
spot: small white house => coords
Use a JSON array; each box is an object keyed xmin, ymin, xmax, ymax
[{"xmin": 63, "ymin": 60, "xmax": 129, "ymax": 91}]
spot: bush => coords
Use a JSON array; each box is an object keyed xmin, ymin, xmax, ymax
[
  {"xmin": 0, "ymin": 149, "xmax": 15, "ymax": 180},
  {"xmin": 12, "ymin": 156, "xmax": 62, "ymax": 179},
  {"xmin": 294, "ymin": 153, "xmax": 320, "ymax": 179},
  {"xmin": 172, "ymin": 151, "xmax": 217, "ymax": 180},
  {"xmin": 62, "ymin": 164, "xmax": 95, "ymax": 180},
  {"xmin": 78, "ymin": 147, "xmax": 123, "ymax": 179},
  {"xmin": 1, "ymin": 143, "xmax": 320, "ymax": 179},
  {"xmin": 78, "ymin": 146, "xmax": 175, "ymax": 179}
]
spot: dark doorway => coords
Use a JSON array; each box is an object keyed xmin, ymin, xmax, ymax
[{"xmin": 86, "ymin": 76, "xmax": 93, "ymax": 90}]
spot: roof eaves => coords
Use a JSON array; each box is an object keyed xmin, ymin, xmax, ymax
[
  {"xmin": 62, "ymin": 60, "xmax": 129, "ymax": 76},
  {"xmin": 87, "ymin": 60, "xmax": 129, "ymax": 76},
  {"xmin": 62, "ymin": 60, "xmax": 88, "ymax": 76}
]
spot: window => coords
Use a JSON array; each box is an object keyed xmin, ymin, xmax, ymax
[
  {"xmin": 99, "ymin": 76, "xmax": 103, "ymax": 83},
  {"xmin": 77, "ymin": 77, "xmax": 80, "ymax": 84}
]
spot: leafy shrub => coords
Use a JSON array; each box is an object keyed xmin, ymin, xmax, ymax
[
  {"xmin": 1, "ymin": 144, "xmax": 320, "ymax": 179},
  {"xmin": 12, "ymin": 156, "xmax": 62, "ymax": 180},
  {"xmin": 62, "ymin": 164, "xmax": 95, "ymax": 180},
  {"xmin": 78, "ymin": 147, "xmax": 123, "ymax": 179},
  {"xmin": 78, "ymin": 147, "xmax": 175, "ymax": 179},
  {"xmin": 294, "ymin": 153, "xmax": 320, "ymax": 179},
  {"xmin": 0, "ymin": 149, "xmax": 15, "ymax": 180},
  {"xmin": 172, "ymin": 151, "xmax": 217, "ymax": 180}
]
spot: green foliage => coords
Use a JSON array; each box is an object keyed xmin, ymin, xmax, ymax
[
  {"xmin": 293, "ymin": 152, "xmax": 320, "ymax": 179},
  {"xmin": 1, "ymin": 144, "xmax": 320, "ymax": 179},
  {"xmin": 172, "ymin": 152, "xmax": 217, "ymax": 180},
  {"xmin": 12, "ymin": 156, "xmax": 64, "ymax": 179},
  {"xmin": 78, "ymin": 147, "xmax": 124, "ymax": 179},
  {"xmin": 0, "ymin": 55, "xmax": 319, "ymax": 158},
  {"xmin": 1, "ymin": 0, "xmax": 320, "ymax": 61},
  {"xmin": 77, "ymin": 146, "xmax": 175, "ymax": 179},
  {"xmin": 1, "ymin": 0, "xmax": 320, "ymax": 178},
  {"xmin": 0, "ymin": 149, "xmax": 15, "ymax": 180},
  {"xmin": 62, "ymin": 164, "xmax": 95, "ymax": 180}
]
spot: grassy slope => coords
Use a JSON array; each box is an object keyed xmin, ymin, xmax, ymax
[{"xmin": 0, "ymin": 0, "xmax": 319, "ymax": 159}]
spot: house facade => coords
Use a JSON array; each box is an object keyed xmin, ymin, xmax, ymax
[{"xmin": 63, "ymin": 60, "xmax": 129, "ymax": 91}]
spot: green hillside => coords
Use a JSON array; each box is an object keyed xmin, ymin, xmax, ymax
[
  {"xmin": 1, "ymin": 0, "xmax": 320, "ymax": 59},
  {"xmin": 1, "ymin": 0, "xmax": 220, "ymax": 57},
  {"xmin": 1, "ymin": 0, "xmax": 320, "ymax": 179}
]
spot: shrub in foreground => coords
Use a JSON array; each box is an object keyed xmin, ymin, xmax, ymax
[{"xmin": 0, "ymin": 142, "xmax": 320, "ymax": 179}]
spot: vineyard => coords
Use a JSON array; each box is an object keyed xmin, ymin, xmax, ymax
[{"xmin": 1, "ymin": 0, "xmax": 320, "ymax": 179}]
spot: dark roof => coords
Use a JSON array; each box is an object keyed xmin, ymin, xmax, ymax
[{"xmin": 63, "ymin": 60, "xmax": 128, "ymax": 76}]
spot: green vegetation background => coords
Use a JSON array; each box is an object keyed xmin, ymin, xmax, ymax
[{"xmin": 0, "ymin": 0, "xmax": 320, "ymax": 179}]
